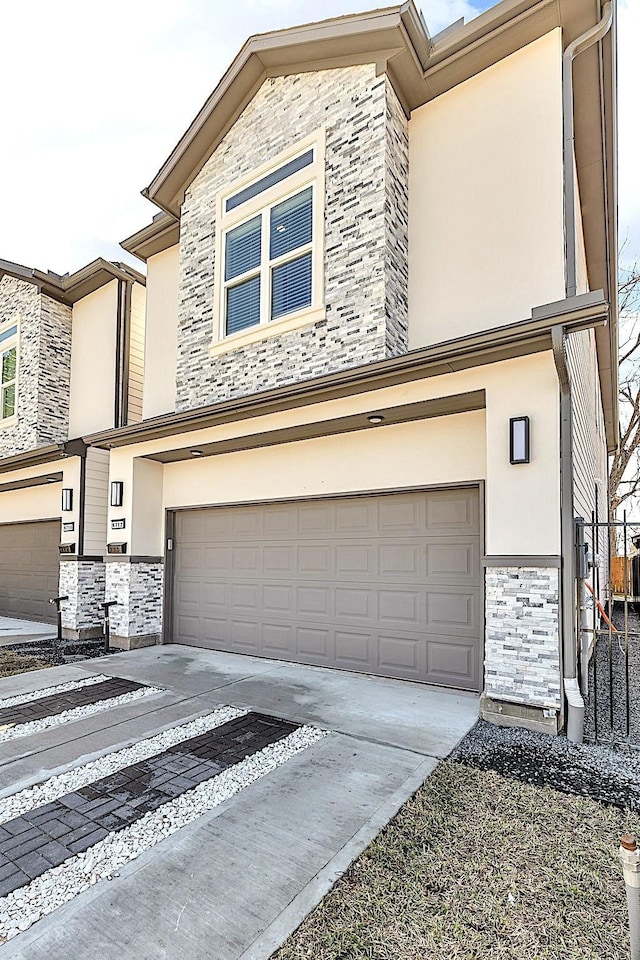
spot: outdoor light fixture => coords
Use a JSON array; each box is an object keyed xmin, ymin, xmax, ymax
[
  {"xmin": 367, "ymin": 415, "xmax": 384, "ymax": 425},
  {"xmin": 110, "ymin": 481, "xmax": 124, "ymax": 507},
  {"xmin": 61, "ymin": 488, "xmax": 73, "ymax": 511},
  {"xmin": 509, "ymin": 416, "xmax": 530, "ymax": 464},
  {"xmin": 190, "ymin": 449, "xmax": 203, "ymax": 457}
]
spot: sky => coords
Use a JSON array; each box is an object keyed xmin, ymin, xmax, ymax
[{"xmin": 0, "ymin": 0, "xmax": 637, "ymax": 275}]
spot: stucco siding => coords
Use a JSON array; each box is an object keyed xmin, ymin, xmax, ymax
[
  {"xmin": 143, "ymin": 245, "xmax": 180, "ymax": 420},
  {"xmin": 176, "ymin": 65, "xmax": 409, "ymax": 412},
  {"xmin": 69, "ymin": 282, "xmax": 118, "ymax": 437},
  {"xmin": 408, "ymin": 30, "xmax": 566, "ymax": 347}
]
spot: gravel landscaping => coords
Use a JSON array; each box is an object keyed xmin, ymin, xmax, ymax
[
  {"xmin": 274, "ymin": 758, "xmax": 638, "ymax": 960},
  {"xmin": 450, "ymin": 719, "xmax": 640, "ymax": 811}
]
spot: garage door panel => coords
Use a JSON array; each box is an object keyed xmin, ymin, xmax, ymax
[
  {"xmin": 0, "ymin": 520, "xmax": 60, "ymax": 624},
  {"xmin": 378, "ymin": 543, "xmax": 422, "ymax": 579},
  {"xmin": 426, "ymin": 489, "xmax": 479, "ymax": 532},
  {"xmin": 297, "ymin": 585, "xmax": 330, "ymax": 616},
  {"xmin": 296, "ymin": 626, "xmax": 332, "ymax": 661},
  {"xmin": 426, "ymin": 638, "xmax": 478, "ymax": 687},
  {"xmin": 173, "ymin": 489, "xmax": 482, "ymax": 691},
  {"xmin": 263, "ymin": 584, "xmax": 292, "ymax": 614},
  {"xmin": 334, "ymin": 630, "xmax": 372, "ymax": 667},
  {"xmin": 262, "ymin": 623, "xmax": 294, "ymax": 654},
  {"xmin": 377, "ymin": 589, "xmax": 421, "ymax": 626},
  {"xmin": 425, "ymin": 588, "xmax": 481, "ymax": 637},
  {"xmin": 425, "ymin": 541, "xmax": 480, "ymax": 580},
  {"xmin": 335, "ymin": 587, "xmax": 371, "ymax": 620},
  {"xmin": 297, "ymin": 545, "xmax": 332, "ymax": 576}
]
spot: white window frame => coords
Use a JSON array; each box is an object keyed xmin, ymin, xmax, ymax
[
  {"xmin": 0, "ymin": 321, "xmax": 18, "ymax": 426},
  {"xmin": 211, "ymin": 129, "xmax": 325, "ymax": 356}
]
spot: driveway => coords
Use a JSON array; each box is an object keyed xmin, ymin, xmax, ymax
[{"xmin": 0, "ymin": 645, "xmax": 478, "ymax": 959}]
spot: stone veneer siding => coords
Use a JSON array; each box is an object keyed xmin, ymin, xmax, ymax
[
  {"xmin": 176, "ymin": 65, "xmax": 409, "ymax": 412},
  {"xmin": 484, "ymin": 566, "xmax": 562, "ymax": 709},
  {"xmin": 59, "ymin": 560, "xmax": 106, "ymax": 637},
  {"xmin": 0, "ymin": 276, "xmax": 72, "ymax": 458},
  {"xmin": 105, "ymin": 562, "xmax": 164, "ymax": 646}
]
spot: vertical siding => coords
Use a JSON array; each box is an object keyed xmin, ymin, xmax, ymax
[
  {"xmin": 127, "ymin": 283, "xmax": 146, "ymax": 425},
  {"xmin": 566, "ymin": 328, "xmax": 609, "ymax": 583},
  {"xmin": 83, "ymin": 446, "xmax": 110, "ymax": 556}
]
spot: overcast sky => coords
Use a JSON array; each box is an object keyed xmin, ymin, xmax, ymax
[{"xmin": 1, "ymin": 0, "xmax": 637, "ymax": 275}]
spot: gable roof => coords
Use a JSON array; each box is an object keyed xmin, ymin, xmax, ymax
[
  {"xmin": 142, "ymin": 0, "xmax": 609, "ymax": 219},
  {"xmin": 0, "ymin": 257, "xmax": 145, "ymax": 306}
]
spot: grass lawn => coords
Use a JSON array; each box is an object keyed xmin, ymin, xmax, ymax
[
  {"xmin": 0, "ymin": 649, "xmax": 50, "ymax": 679},
  {"xmin": 274, "ymin": 761, "xmax": 638, "ymax": 960}
]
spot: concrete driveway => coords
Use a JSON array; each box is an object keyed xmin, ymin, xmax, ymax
[{"xmin": 0, "ymin": 646, "xmax": 478, "ymax": 959}]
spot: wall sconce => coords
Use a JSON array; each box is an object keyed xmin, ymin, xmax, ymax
[
  {"xmin": 110, "ymin": 481, "xmax": 124, "ymax": 507},
  {"xmin": 61, "ymin": 488, "xmax": 73, "ymax": 512},
  {"xmin": 510, "ymin": 416, "xmax": 530, "ymax": 464}
]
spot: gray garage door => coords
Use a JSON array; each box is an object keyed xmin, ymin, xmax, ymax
[
  {"xmin": 0, "ymin": 520, "xmax": 61, "ymax": 624},
  {"xmin": 172, "ymin": 488, "xmax": 482, "ymax": 690}
]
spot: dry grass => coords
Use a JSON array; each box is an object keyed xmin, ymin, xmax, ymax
[
  {"xmin": 0, "ymin": 649, "xmax": 50, "ymax": 679},
  {"xmin": 274, "ymin": 761, "xmax": 639, "ymax": 960}
]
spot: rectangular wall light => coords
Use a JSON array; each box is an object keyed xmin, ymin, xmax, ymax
[
  {"xmin": 110, "ymin": 481, "xmax": 124, "ymax": 507},
  {"xmin": 61, "ymin": 488, "xmax": 73, "ymax": 511},
  {"xmin": 509, "ymin": 416, "xmax": 530, "ymax": 464}
]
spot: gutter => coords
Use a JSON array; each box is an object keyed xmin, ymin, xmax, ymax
[{"xmin": 556, "ymin": 1, "xmax": 613, "ymax": 744}]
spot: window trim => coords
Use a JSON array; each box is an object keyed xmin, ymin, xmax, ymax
[
  {"xmin": 211, "ymin": 130, "xmax": 325, "ymax": 355},
  {"xmin": 0, "ymin": 321, "xmax": 18, "ymax": 427}
]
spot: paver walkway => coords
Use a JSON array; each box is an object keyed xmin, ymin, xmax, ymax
[{"xmin": 0, "ymin": 645, "xmax": 478, "ymax": 959}]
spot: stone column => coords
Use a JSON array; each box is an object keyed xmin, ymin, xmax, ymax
[
  {"xmin": 482, "ymin": 565, "xmax": 561, "ymax": 733},
  {"xmin": 104, "ymin": 560, "xmax": 164, "ymax": 649},
  {"xmin": 59, "ymin": 559, "xmax": 106, "ymax": 640}
]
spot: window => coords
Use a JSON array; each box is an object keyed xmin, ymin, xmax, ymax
[
  {"xmin": 0, "ymin": 324, "xmax": 17, "ymax": 421},
  {"xmin": 214, "ymin": 134, "xmax": 324, "ymax": 349}
]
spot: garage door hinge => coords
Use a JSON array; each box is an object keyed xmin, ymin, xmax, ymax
[{"xmin": 167, "ymin": 538, "xmax": 174, "ymax": 551}]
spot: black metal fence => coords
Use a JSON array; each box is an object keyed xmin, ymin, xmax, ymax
[{"xmin": 578, "ymin": 514, "xmax": 640, "ymax": 748}]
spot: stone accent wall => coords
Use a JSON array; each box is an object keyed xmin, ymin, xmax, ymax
[
  {"xmin": 37, "ymin": 295, "xmax": 72, "ymax": 445},
  {"xmin": 105, "ymin": 561, "xmax": 164, "ymax": 647},
  {"xmin": 484, "ymin": 566, "xmax": 561, "ymax": 709},
  {"xmin": 384, "ymin": 81, "xmax": 410, "ymax": 358},
  {"xmin": 59, "ymin": 560, "xmax": 106, "ymax": 638},
  {"xmin": 0, "ymin": 276, "xmax": 41, "ymax": 456},
  {"xmin": 176, "ymin": 66, "xmax": 409, "ymax": 412},
  {"xmin": 0, "ymin": 276, "xmax": 72, "ymax": 458}
]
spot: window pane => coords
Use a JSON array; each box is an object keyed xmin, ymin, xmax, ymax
[
  {"xmin": 1, "ymin": 383, "xmax": 15, "ymax": 419},
  {"xmin": 225, "ymin": 215, "xmax": 261, "ymax": 281},
  {"xmin": 0, "ymin": 325, "xmax": 17, "ymax": 344},
  {"xmin": 226, "ymin": 150, "xmax": 313, "ymax": 212},
  {"xmin": 270, "ymin": 187, "xmax": 312, "ymax": 261},
  {"xmin": 2, "ymin": 347, "xmax": 16, "ymax": 384},
  {"xmin": 271, "ymin": 251, "xmax": 312, "ymax": 320},
  {"xmin": 226, "ymin": 275, "xmax": 261, "ymax": 335}
]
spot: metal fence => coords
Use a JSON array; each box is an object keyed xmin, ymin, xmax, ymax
[{"xmin": 578, "ymin": 514, "xmax": 640, "ymax": 748}]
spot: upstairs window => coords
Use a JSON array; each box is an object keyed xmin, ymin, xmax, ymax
[
  {"xmin": 214, "ymin": 134, "xmax": 324, "ymax": 346},
  {"xmin": 0, "ymin": 324, "xmax": 17, "ymax": 421}
]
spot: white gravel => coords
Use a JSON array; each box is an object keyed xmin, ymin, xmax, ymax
[
  {"xmin": 0, "ymin": 674, "xmax": 111, "ymax": 710},
  {"xmin": 0, "ymin": 724, "xmax": 327, "ymax": 943},
  {"xmin": 0, "ymin": 705, "xmax": 247, "ymax": 822},
  {"xmin": 0, "ymin": 686, "xmax": 164, "ymax": 745}
]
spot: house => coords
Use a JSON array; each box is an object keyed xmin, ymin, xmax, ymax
[{"xmin": 0, "ymin": 0, "xmax": 617, "ymax": 738}]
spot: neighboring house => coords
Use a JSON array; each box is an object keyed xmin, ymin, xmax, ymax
[
  {"xmin": 0, "ymin": 259, "xmax": 146, "ymax": 629},
  {"xmin": 0, "ymin": 0, "xmax": 617, "ymax": 738}
]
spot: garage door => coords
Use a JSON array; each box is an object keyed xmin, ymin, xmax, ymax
[
  {"xmin": 0, "ymin": 521, "xmax": 61, "ymax": 624},
  {"xmin": 172, "ymin": 488, "xmax": 482, "ymax": 690}
]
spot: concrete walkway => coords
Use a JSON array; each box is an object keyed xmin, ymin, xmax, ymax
[
  {"xmin": 0, "ymin": 617, "xmax": 55, "ymax": 647},
  {"xmin": 0, "ymin": 646, "xmax": 478, "ymax": 959}
]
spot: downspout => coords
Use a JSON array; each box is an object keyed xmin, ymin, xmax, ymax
[{"xmin": 557, "ymin": 1, "xmax": 613, "ymax": 743}]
